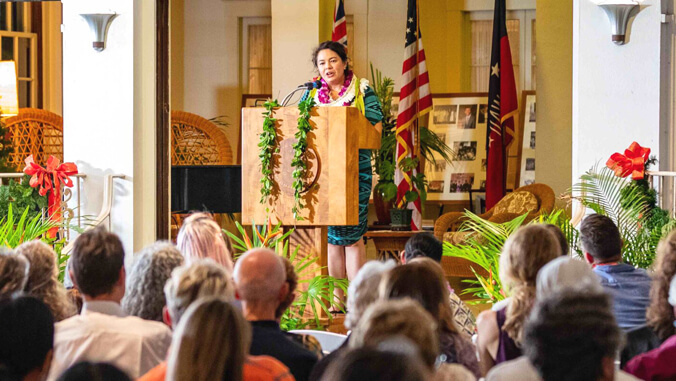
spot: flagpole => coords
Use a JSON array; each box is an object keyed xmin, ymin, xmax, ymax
[{"xmin": 414, "ymin": 0, "xmax": 421, "ymax": 159}]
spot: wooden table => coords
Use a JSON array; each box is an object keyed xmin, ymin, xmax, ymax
[{"xmin": 363, "ymin": 229, "xmax": 427, "ymax": 263}]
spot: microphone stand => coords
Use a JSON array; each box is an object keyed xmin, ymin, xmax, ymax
[{"xmin": 280, "ymin": 86, "xmax": 309, "ymax": 107}]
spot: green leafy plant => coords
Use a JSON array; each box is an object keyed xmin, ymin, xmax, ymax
[
  {"xmin": 259, "ymin": 99, "xmax": 280, "ymax": 203},
  {"xmin": 0, "ymin": 174, "xmax": 48, "ymax": 220},
  {"xmin": 369, "ymin": 63, "xmax": 453, "ymax": 204},
  {"xmin": 370, "ymin": 64, "xmax": 398, "ymax": 203},
  {"xmin": 223, "ymin": 218, "xmax": 348, "ymax": 330},
  {"xmin": 443, "ymin": 210, "xmax": 575, "ymax": 304},
  {"xmin": 392, "ymin": 157, "xmax": 428, "ymax": 208},
  {"xmin": 0, "ymin": 204, "xmax": 67, "ymax": 282},
  {"xmin": 291, "ymin": 96, "xmax": 316, "ymax": 221},
  {"xmin": 0, "ymin": 204, "xmax": 59, "ymax": 248},
  {"xmin": 570, "ymin": 164, "xmax": 675, "ymax": 269}
]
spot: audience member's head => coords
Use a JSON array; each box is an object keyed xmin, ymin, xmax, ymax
[
  {"xmin": 350, "ymin": 298, "xmax": 439, "ymax": 370},
  {"xmin": 0, "ymin": 247, "xmax": 29, "ymax": 296},
  {"xmin": 580, "ymin": 214, "xmax": 623, "ymax": 264},
  {"xmin": 15, "ymin": 240, "xmax": 76, "ymax": 322},
  {"xmin": 402, "ymin": 232, "xmax": 443, "ymax": 263},
  {"xmin": 322, "ymin": 347, "xmax": 429, "ymax": 381},
  {"xmin": 344, "ymin": 260, "xmax": 396, "ymax": 330},
  {"xmin": 276, "ymin": 256, "xmax": 298, "ymax": 319},
  {"xmin": 56, "ymin": 362, "xmax": 132, "ymax": 381},
  {"xmin": 233, "ymin": 248, "xmax": 287, "ymax": 320},
  {"xmin": 380, "ymin": 258, "xmax": 459, "ymax": 335},
  {"xmin": 163, "ymin": 259, "xmax": 235, "ymax": 327},
  {"xmin": 166, "ymin": 297, "xmax": 249, "ymax": 381},
  {"xmin": 543, "ymin": 224, "xmax": 569, "ymax": 256},
  {"xmin": 176, "ymin": 212, "xmax": 234, "ymax": 272},
  {"xmin": 647, "ymin": 230, "xmax": 676, "ymax": 340},
  {"xmin": 499, "ymin": 224, "xmax": 561, "ymax": 344},
  {"xmin": 0, "ymin": 295, "xmax": 54, "ymax": 381},
  {"xmin": 69, "ymin": 227, "xmax": 125, "ymax": 302},
  {"xmin": 122, "ymin": 241, "xmax": 184, "ymax": 322},
  {"xmin": 524, "ymin": 288, "xmax": 622, "ymax": 381},
  {"xmin": 536, "ymin": 256, "xmax": 602, "ymax": 300}
]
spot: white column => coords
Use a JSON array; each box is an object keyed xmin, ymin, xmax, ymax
[
  {"xmin": 62, "ymin": 0, "xmax": 156, "ymax": 260},
  {"xmin": 271, "ymin": 0, "xmax": 320, "ymax": 96},
  {"xmin": 572, "ymin": 0, "xmax": 663, "ymax": 181}
]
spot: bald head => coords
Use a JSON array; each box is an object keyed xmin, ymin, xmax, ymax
[{"xmin": 233, "ymin": 248, "xmax": 286, "ymax": 307}]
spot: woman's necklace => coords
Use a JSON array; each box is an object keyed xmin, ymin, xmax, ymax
[{"xmin": 317, "ymin": 71, "xmax": 354, "ymax": 105}]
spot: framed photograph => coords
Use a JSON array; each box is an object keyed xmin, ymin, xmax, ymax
[
  {"xmin": 388, "ymin": 92, "xmax": 520, "ymax": 202},
  {"xmin": 517, "ymin": 91, "xmax": 536, "ymax": 187},
  {"xmin": 241, "ymin": 94, "xmax": 271, "ymax": 108},
  {"xmin": 425, "ymin": 93, "xmax": 488, "ymax": 201}
]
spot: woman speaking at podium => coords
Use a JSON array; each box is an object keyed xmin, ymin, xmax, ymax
[{"xmin": 301, "ymin": 41, "xmax": 383, "ymax": 306}]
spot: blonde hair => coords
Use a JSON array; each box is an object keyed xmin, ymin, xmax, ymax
[
  {"xmin": 176, "ymin": 213, "xmax": 234, "ymax": 272},
  {"xmin": 499, "ymin": 224, "xmax": 561, "ymax": 344},
  {"xmin": 164, "ymin": 260, "xmax": 235, "ymax": 325},
  {"xmin": 647, "ymin": 231, "xmax": 676, "ymax": 340},
  {"xmin": 15, "ymin": 240, "xmax": 76, "ymax": 321},
  {"xmin": 166, "ymin": 297, "xmax": 249, "ymax": 381},
  {"xmin": 350, "ymin": 298, "xmax": 439, "ymax": 369}
]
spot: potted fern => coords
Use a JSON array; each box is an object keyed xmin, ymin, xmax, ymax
[
  {"xmin": 224, "ymin": 218, "xmax": 348, "ymax": 330},
  {"xmin": 370, "ymin": 64, "xmax": 454, "ymax": 225}
]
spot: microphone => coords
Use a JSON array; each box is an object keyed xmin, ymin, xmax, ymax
[
  {"xmin": 302, "ymin": 79, "xmax": 323, "ymax": 90},
  {"xmin": 281, "ymin": 79, "xmax": 323, "ymax": 106}
]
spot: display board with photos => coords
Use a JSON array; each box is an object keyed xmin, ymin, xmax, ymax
[
  {"xmin": 392, "ymin": 93, "xmax": 491, "ymax": 201},
  {"xmin": 517, "ymin": 91, "xmax": 536, "ymax": 187}
]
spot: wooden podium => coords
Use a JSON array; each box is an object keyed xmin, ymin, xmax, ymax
[{"xmin": 241, "ymin": 106, "xmax": 381, "ymax": 271}]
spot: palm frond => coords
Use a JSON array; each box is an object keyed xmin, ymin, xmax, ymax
[{"xmin": 420, "ymin": 127, "xmax": 455, "ymax": 164}]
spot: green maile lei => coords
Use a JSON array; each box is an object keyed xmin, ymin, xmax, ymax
[
  {"xmin": 291, "ymin": 96, "xmax": 316, "ymax": 221},
  {"xmin": 259, "ymin": 99, "xmax": 280, "ymax": 203}
]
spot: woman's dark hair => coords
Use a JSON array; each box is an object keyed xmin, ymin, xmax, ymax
[
  {"xmin": 311, "ymin": 40, "xmax": 349, "ymax": 73},
  {"xmin": 322, "ymin": 347, "xmax": 428, "ymax": 381},
  {"xmin": 543, "ymin": 224, "xmax": 569, "ymax": 256},
  {"xmin": 0, "ymin": 295, "xmax": 54, "ymax": 381},
  {"xmin": 524, "ymin": 288, "xmax": 621, "ymax": 381},
  {"xmin": 404, "ymin": 233, "xmax": 443, "ymax": 263},
  {"xmin": 56, "ymin": 362, "xmax": 132, "ymax": 381}
]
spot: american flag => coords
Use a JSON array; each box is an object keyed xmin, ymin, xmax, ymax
[
  {"xmin": 485, "ymin": 0, "xmax": 518, "ymax": 209},
  {"xmin": 394, "ymin": 0, "xmax": 432, "ymax": 231},
  {"xmin": 332, "ymin": 0, "xmax": 347, "ymax": 46}
]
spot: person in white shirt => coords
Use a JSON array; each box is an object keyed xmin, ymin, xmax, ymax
[{"xmin": 48, "ymin": 227, "xmax": 172, "ymax": 380}]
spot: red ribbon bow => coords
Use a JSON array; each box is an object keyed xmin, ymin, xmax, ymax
[
  {"xmin": 23, "ymin": 155, "xmax": 78, "ymax": 237},
  {"xmin": 606, "ymin": 142, "xmax": 651, "ymax": 180}
]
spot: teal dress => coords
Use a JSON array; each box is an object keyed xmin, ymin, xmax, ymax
[{"xmin": 301, "ymin": 86, "xmax": 383, "ymax": 246}]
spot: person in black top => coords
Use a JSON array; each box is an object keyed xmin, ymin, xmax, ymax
[{"xmin": 233, "ymin": 248, "xmax": 318, "ymax": 381}]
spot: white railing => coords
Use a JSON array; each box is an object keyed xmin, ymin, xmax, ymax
[
  {"xmin": 0, "ymin": 173, "xmax": 126, "ymax": 253},
  {"xmin": 61, "ymin": 174, "xmax": 126, "ymax": 254},
  {"xmin": 646, "ymin": 170, "xmax": 676, "ymax": 217}
]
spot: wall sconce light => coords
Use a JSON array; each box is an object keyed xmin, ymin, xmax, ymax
[
  {"xmin": 593, "ymin": 1, "xmax": 643, "ymax": 45},
  {"xmin": 80, "ymin": 13, "xmax": 118, "ymax": 52}
]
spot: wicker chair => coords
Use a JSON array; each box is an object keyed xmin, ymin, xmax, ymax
[
  {"xmin": 435, "ymin": 183, "xmax": 556, "ymax": 278},
  {"xmin": 170, "ymin": 111, "xmax": 234, "ymax": 240},
  {"xmin": 171, "ymin": 111, "xmax": 233, "ymax": 165},
  {"xmin": 4, "ymin": 108, "xmax": 63, "ymax": 171}
]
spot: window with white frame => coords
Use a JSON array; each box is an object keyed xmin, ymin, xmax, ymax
[
  {"xmin": 0, "ymin": 2, "xmax": 37, "ymax": 108},
  {"xmin": 469, "ymin": 10, "xmax": 536, "ymax": 94}
]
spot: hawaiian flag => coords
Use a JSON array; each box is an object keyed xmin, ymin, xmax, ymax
[
  {"xmin": 394, "ymin": 0, "xmax": 432, "ymax": 231},
  {"xmin": 332, "ymin": 0, "xmax": 347, "ymax": 46},
  {"xmin": 485, "ymin": 0, "xmax": 518, "ymax": 209}
]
